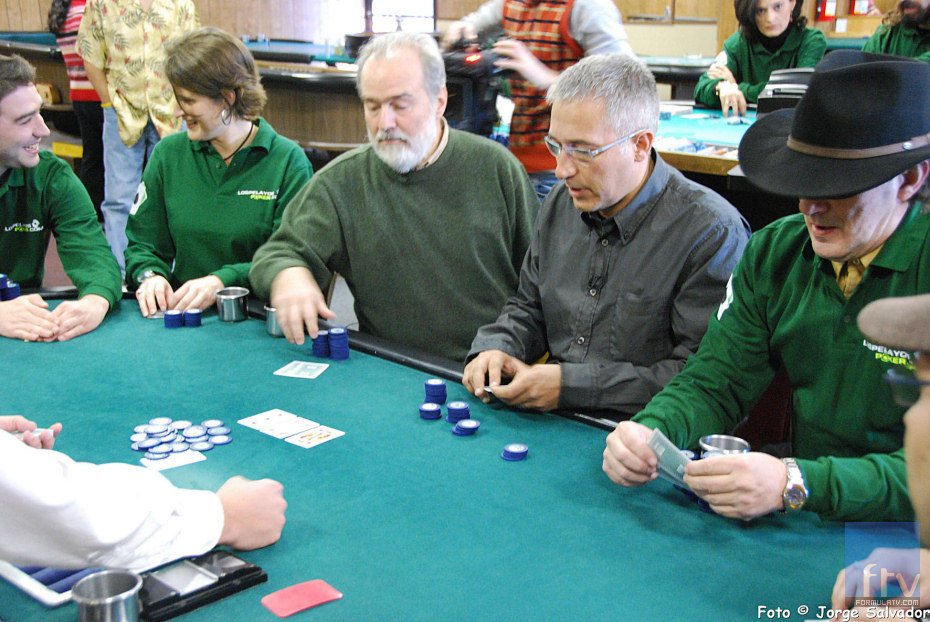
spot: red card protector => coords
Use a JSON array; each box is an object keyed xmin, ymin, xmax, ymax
[{"xmin": 261, "ymin": 580, "xmax": 343, "ymax": 618}]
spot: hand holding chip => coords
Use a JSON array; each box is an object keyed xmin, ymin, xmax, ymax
[
  {"xmin": 270, "ymin": 267, "xmax": 337, "ymax": 345},
  {"xmin": 0, "ymin": 415, "xmax": 61, "ymax": 449}
]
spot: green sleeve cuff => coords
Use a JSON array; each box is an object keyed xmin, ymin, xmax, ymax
[
  {"xmin": 211, "ymin": 268, "xmax": 239, "ymax": 289},
  {"xmin": 79, "ymin": 285, "xmax": 119, "ymax": 310}
]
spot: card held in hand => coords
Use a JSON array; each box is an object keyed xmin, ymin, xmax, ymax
[{"xmin": 647, "ymin": 428, "xmax": 691, "ymax": 488}]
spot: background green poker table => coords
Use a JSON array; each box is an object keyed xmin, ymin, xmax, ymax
[{"xmin": 0, "ymin": 299, "xmax": 847, "ymax": 621}]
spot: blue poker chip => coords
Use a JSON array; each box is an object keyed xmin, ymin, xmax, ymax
[
  {"xmin": 138, "ymin": 438, "xmax": 161, "ymax": 450},
  {"xmin": 148, "ymin": 417, "xmax": 172, "ymax": 426},
  {"xmin": 182, "ymin": 425, "xmax": 206, "ymax": 438},
  {"xmin": 144, "ymin": 424, "xmax": 169, "ymax": 437},
  {"xmin": 452, "ymin": 420, "xmax": 481, "ymax": 436},
  {"xmin": 501, "ymin": 443, "xmax": 529, "ymax": 461},
  {"xmin": 446, "ymin": 401, "xmax": 469, "ymax": 413},
  {"xmin": 149, "ymin": 444, "xmax": 173, "ymax": 454},
  {"xmin": 329, "ymin": 350, "xmax": 350, "ymax": 360},
  {"xmin": 158, "ymin": 432, "xmax": 178, "ymax": 444},
  {"xmin": 191, "ymin": 441, "xmax": 214, "ymax": 452},
  {"xmin": 171, "ymin": 441, "xmax": 190, "ymax": 452},
  {"xmin": 0, "ymin": 273, "xmax": 6, "ymax": 288},
  {"xmin": 419, "ymin": 403, "xmax": 442, "ymax": 420},
  {"xmin": 131, "ymin": 442, "xmax": 143, "ymax": 452},
  {"xmin": 209, "ymin": 435, "xmax": 232, "ymax": 445},
  {"xmin": 201, "ymin": 419, "xmax": 224, "ymax": 429},
  {"xmin": 133, "ymin": 424, "xmax": 149, "ymax": 434},
  {"xmin": 182, "ymin": 308, "xmax": 202, "ymax": 327},
  {"xmin": 130, "ymin": 433, "xmax": 147, "ymax": 443},
  {"xmin": 171, "ymin": 420, "xmax": 192, "ymax": 431},
  {"xmin": 143, "ymin": 451, "xmax": 169, "ymax": 460},
  {"xmin": 328, "ymin": 327, "xmax": 347, "ymax": 336},
  {"xmin": 185, "ymin": 435, "xmax": 209, "ymax": 444},
  {"xmin": 164, "ymin": 310, "xmax": 183, "ymax": 328},
  {"xmin": 445, "ymin": 413, "xmax": 469, "ymax": 424},
  {"xmin": 206, "ymin": 426, "xmax": 231, "ymax": 436}
]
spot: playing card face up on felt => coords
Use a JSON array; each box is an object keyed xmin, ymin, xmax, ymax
[{"xmin": 261, "ymin": 579, "xmax": 343, "ymax": 618}]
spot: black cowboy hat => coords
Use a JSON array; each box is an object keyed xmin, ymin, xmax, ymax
[{"xmin": 739, "ymin": 50, "xmax": 930, "ymax": 199}]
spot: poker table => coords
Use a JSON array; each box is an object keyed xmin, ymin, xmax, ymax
[
  {"xmin": 0, "ymin": 297, "xmax": 849, "ymax": 621},
  {"xmin": 244, "ymin": 38, "xmax": 353, "ymax": 66}
]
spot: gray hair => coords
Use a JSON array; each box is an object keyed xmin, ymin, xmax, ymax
[
  {"xmin": 355, "ymin": 32, "xmax": 446, "ymax": 101},
  {"xmin": 547, "ymin": 54, "xmax": 659, "ymax": 136}
]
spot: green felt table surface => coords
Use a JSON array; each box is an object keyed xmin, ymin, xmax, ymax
[
  {"xmin": 0, "ymin": 301, "xmax": 845, "ymax": 621},
  {"xmin": 658, "ymin": 109, "xmax": 756, "ymax": 149}
]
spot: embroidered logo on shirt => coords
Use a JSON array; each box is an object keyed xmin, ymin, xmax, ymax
[
  {"xmin": 237, "ymin": 189, "xmax": 278, "ymax": 201},
  {"xmin": 130, "ymin": 182, "xmax": 147, "ymax": 216},
  {"xmin": 716, "ymin": 275, "xmax": 734, "ymax": 320},
  {"xmin": 861, "ymin": 340, "xmax": 914, "ymax": 369},
  {"xmin": 4, "ymin": 219, "xmax": 43, "ymax": 233}
]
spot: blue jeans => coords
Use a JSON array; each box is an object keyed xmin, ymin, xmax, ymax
[
  {"xmin": 102, "ymin": 106, "xmax": 160, "ymax": 271},
  {"xmin": 528, "ymin": 170, "xmax": 559, "ymax": 202}
]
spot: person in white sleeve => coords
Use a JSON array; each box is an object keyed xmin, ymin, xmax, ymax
[{"xmin": 0, "ymin": 415, "xmax": 286, "ymax": 571}]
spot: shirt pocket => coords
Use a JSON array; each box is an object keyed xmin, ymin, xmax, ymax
[{"xmin": 610, "ymin": 290, "xmax": 672, "ymax": 366}]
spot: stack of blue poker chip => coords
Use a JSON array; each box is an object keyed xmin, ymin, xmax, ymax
[
  {"xmin": 445, "ymin": 401, "xmax": 470, "ymax": 424},
  {"xmin": 182, "ymin": 308, "xmax": 202, "ymax": 327},
  {"xmin": 0, "ymin": 274, "xmax": 5, "ymax": 288},
  {"xmin": 501, "ymin": 443, "xmax": 529, "ymax": 461},
  {"xmin": 311, "ymin": 330, "xmax": 330, "ymax": 357},
  {"xmin": 130, "ymin": 417, "xmax": 231, "ymax": 458},
  {"xmin": 419, "ymin": 402, "xmax": 442, "ymax": 420},
  {"xmin": 452, "ymin": 419, "xmax": 480, "ymax": 436},
  {"xmin": 424, "ymin": 379, "xmax": 447, "ymax": 405},
  {"xmin": 328, "ymin": 326, "xmax": 350, "ymax": 360},
  {"xmin": 0, "ymin": 279, "xmax": 20, "ymax": 301},
  {"xmin": 164, "ymin": 309, "xmax": 183, "ymax": 328}
]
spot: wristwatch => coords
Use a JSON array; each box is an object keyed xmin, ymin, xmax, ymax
[
  {"xmin": 781, "ymin": 457, "xmax": 808, "ymax": 513},
  {"xmin": 136, "ymin": 269, "xmax": 157, "ymax": 284}
]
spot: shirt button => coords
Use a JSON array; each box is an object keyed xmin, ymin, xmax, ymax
[
  {"xmin": 600, "ymin": 238, "xmax": 609, "ymax": 247},
  {"xmin": 589, "ymin": 288, "xmax": 598, "ymax": 297},
  {"xmin": 576, "ymin": 336, "xmax": 585, "ymax": 345}
]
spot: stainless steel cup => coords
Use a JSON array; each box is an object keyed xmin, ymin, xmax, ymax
[
  {"xmin": 265, "ymin": 305, "xmax": 284, "ymax": 337},
  {"xmin": 699, "ymin": 434, "xmax": 750, "ymax": 458},
  {"xmin": 215, "ymin": 287, "xmax": 249, "ymax": 322},
  {"xmin": 71, "ymin": 569, "xmax": 142, "ymax": 622}
]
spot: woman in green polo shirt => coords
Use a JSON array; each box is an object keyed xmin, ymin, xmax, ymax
[
  {"xmin": 125, "ymin": 27, "xmax": 311, "ymax": 317},
  {"xmin": 863, "ymin": 0, "xmax": 930, "ymax": 62},
  {"xmin": 694, "ymin": 0, "xmax": 826, "ymax": 117}
]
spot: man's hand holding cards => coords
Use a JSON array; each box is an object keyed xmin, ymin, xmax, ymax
[{"xmin": 646, "ymin": 428, "xmax": 692, "ymax": 490}]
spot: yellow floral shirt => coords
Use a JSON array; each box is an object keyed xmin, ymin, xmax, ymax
[{"xmin": 77, "ymin": 0, "xmax": 198, "ymax": 146}]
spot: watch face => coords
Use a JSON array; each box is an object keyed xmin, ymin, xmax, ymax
[{"xmin": 786, "ymin": 487, "xmax": 806, "ymax": 508}]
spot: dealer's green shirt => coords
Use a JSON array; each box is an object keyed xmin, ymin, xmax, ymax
[
  {"xmin": 634, "ymin": 207, "xmax": 930, "ymax": 522},
  {"xmin": 694, "ymin": 27, "xmax": 826, "ymax": 107},
  {"xmin": 0, "ymin": 151, "xmax": 121, "ymax": 306},
  {"xmin": 124, "ymin": 118, "xmax": 311, "ymax": 288},
  {"xmin": 863, "ymin": 22, "xmax": 930, "ymax": 64}
]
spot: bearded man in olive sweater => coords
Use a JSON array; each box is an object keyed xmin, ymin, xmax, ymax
[{"xmin": 250, "ymin": 33, "xmax": 537, "ymax": 362}]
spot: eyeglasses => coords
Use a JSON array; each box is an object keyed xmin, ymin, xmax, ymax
[
  {"xmin": 544, "ymin": 128, "xmax": 645, "ymax": 163},
  {"xmin": 883, "ymin": 367, "xmax": 930, "ymax": 407}
]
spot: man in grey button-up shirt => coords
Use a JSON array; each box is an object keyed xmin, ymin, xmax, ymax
[{"xmin": 462, "ymin": 54, "xmax": 750, "ymax": 420}]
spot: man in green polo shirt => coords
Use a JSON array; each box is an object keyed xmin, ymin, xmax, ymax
[
  {"xmin": 0, "ymin": 55, "xmax": 121, "ymax": 342},
  {"xmin": 603, "ymin": 51, "xmax": 930, "ymax": 522}
]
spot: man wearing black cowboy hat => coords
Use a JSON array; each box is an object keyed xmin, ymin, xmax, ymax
[{"xmin": 603, "ymin": 50, "xmax": 930, "ymax": 522}]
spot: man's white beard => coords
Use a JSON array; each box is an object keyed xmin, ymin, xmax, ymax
[{"xmin": 369, "ymin": 120, "xmax": 439, "ymax": 173}]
